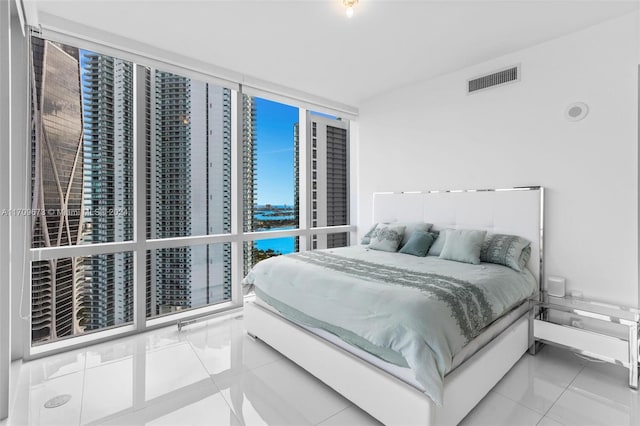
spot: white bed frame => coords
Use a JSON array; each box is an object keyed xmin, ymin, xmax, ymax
[{"xmin": 245, "ymin": 187, "xmax": 544, "ymax": 425}]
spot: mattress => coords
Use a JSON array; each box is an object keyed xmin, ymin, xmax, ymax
[{"xmin": 253, "ymin": 296, "xmax": 530, "ymax": 392}]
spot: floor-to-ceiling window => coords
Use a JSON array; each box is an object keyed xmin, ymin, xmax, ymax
[
  {"xmin": 29, "ymin": 37, "xmax": 239, "ymax": 347},
  {"xmin": 242, "ymin": 96, "xmax": 299, "ymax": 273},
  {"xmin": 241, "ymin": 97, "xmax": 351, "ymax": 272},
  {"xmin": 27, "ymin": 34, "xmax": 354, "ymax": 353},
  {"xmin": 146, "ymin": 69, "xmax": 233, "ymax": 319},
  {"xmin": 30, "ymin": 38, "xmax": 136, "ymax": 344}
]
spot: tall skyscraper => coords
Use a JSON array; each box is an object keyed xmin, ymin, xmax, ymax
[
  {"xmin": 324, "ymin": 121, "xmax": 349, "ymax": 248},
  {"xmin": 31, "ymin": 38, "xmax": 86, "ymax": 343},
  {"xmin": 82, "ymin": 52, "xmax": 134, "ymax": 331},
  {"xmin": 242, "ymin": 95, "xmax": 257, "ymax": 275},
  {"xmin": 149, "ymin": 72, "xmax": 237, "ymax": 316},
  {"xmin": 293, "ymin": 122, "xmax": 300, "ymax": 252},
  {"xmin": 294, "ymin": 113, "xmax": 349, "ymax": 251}
]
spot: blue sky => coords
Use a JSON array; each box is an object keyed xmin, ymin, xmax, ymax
[{"xmin": 254, "ymin": 97, "xmax": 298, "ymax": 206}]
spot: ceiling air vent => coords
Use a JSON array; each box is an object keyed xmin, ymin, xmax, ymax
[{"xmin": 467, "ymin": 65, "xmax": 520, "ymax": 94}]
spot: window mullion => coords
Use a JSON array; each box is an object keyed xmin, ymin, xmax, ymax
[
  {"xmin": 134, "ymin": 64, "xmax": 147, "ymax": 332},
  {"xmin": 231, "ymin": 89, "xmax": 243, "ymax": 306},
  {"xmin": 298, "ymin": 108, "xmax": 309, "ymax": 251}
]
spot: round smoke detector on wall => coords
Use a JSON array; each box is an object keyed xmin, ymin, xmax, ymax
[{"xmin": 565, "ymin": 102, "xmax": 589, "ymax": 121}]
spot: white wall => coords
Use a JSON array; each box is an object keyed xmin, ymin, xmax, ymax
[
  {"xmin": 357, "ymin": 12, "xmax": 639, "ymax": 306},
  {"xmin": 1, "ymin": 0, "xmax": 12, "ymax": 419}
]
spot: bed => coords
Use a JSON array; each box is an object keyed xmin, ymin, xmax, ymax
[{"xmin": 244, "ymin": 187, "xmax": 544, "ymax": 425}]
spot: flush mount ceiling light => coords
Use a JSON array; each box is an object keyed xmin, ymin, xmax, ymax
[{"xmin": 343, "ymin": 0, "xmax": 358, "ymax": 18}]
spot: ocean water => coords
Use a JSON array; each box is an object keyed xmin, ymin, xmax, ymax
[
  {"xmin": 254, "ymin": 213, "xmax": 295, "ymax": 221},
  {"xmin": 254, "ymin": 236, "xmax": 294, "ymax": 254},
  {"xmin": 253, "ymin": 208, "xmax": 296, "ymax": 254}
]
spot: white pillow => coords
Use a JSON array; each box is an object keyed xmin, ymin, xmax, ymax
[
  {"xmin": 439, "ymin": 229, "xmax": 487, "ymax": 265},
  {"xmin": 428, "ymin": 229, "xmax": 449, "ymax": 256}
]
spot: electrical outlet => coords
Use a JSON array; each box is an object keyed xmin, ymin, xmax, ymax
[{"xmin": 570, "ymin": 317, "xmax": 583, "ymax": 328}]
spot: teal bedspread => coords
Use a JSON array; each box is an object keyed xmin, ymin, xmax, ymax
[{"xmin": 243, "ymin": 245, "xmax": 536, "ymax": 405}]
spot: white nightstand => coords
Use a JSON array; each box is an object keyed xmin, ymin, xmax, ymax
[{"xmin": 531, "ymin": 293, "xmax": 640, "ymax": 389}]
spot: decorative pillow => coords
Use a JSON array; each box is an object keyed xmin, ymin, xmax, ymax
[
  {"xmin": 399, "ymin": 230, "xmax": 435, "ymax": 257},
  {"xmin": 360, "ymin": 223, "xmax": 378, "ymax": 244},
  {"xmin": 395, "ymin": 222, "xmax": 433, "ymax": 248},
  {"xmin": 427, "ymin": 229, "xmax": 448, "ymax": 256},
  {"xmin": 518, "ymin": 246, "xmax": 532, "ymax": 270},
  {"xmin": 439, "ymin": 229, "xmax": 487, "ymax": 265},
  {"xmin": 481, "ymin": 233, "xmax": 531, "ymax": 272},
  {"xmin": 368, "ymin": 224, "xmax": 406, "ymax": 252}
]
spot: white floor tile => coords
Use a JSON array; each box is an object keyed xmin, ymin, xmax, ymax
[
  {"xmin": 84, "ymin": 338, "xmax": 136, "ymax": 370},
  {"xmin": 545, "ymin": 387, "xmax": 638, "ymax": 426},
  {"xmin": 145, "ymin": 342, "xmax": 211, "ymax": 401},
  {"xmin": 25, "ymin": 370, "xmax": 84, "ymax": 426},
  {"xmin": 218, "ymin": 358, "xmax": 350, "ymax": 425},
  {"xmin": 145, "ymin": 325, "xmax": 192, "ymax": 352},
  {"xmin": 459, "ymin": 391, "xmax": 544, "ymax": 426},
  {"xmin": 546, "ymin": 360, "xmax": 640, "ymax": 426},
  {"xmin": 145, "ymin": 393, "xmax": 240, "ymax": 426},
  {"xmin": 493, "ymin": 346, "xmax": 584, "ymax": 413},
  {"xmin": 570, "ymin": 359, "xmax": 640, "ymax": 406},
  {"xmin": 537, "ymin": 415, "xmax": 566, "ymax": 426},
  {"xmin": 25, "ymin": 351, "xmax": 86, "ymax": 384},
  {"xmin": 84, "ymin": 325, "xmax": 188, "ymax": 370},
  {"xmin": 101, "ymin": 379, "xmax": 240, "ymax": 426},
  {"xmin": 317, "ymin": 406, "xmax": 383, "ymax": 426},
  {"xmin": 215, "ymin": 369, "xmax": 312, "ymax": 426},
  {"xmin": 186, "ymin": 317, "xmax": 282, "ymax": 380},
  {"xmin": 80, "ymin": 358, "xmax": 134, "ymax": 424}
]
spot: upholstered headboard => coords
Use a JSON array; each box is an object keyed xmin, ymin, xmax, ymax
[{"xmin": 372, "ymin": 187, "xmax": 544, "ymax": 285}]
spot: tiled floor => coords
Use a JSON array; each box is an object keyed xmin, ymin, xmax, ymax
[{"xmin": 1, "ymin": 311, "xmax": 639, "ymax": 425}]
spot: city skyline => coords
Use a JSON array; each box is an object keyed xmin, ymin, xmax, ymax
[
  {"xmin": 29, "ymin": 37, "xmax": 349, "ymax": 345},
  {"xmin": 30, "ymin": 39, "xmax": 248, "ymax": 343}
]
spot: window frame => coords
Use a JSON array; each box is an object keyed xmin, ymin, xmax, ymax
[{"xmin": 23, "ymin": 30, "xmax": 356, "ymax": 359}]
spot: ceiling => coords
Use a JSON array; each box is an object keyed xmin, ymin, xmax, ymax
[{"xmin": 25, "ymin": 0, "xmax": 640, "ymax": 108}]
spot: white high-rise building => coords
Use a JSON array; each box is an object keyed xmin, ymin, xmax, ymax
[
  {"xmin": 150, "ymin": 73, "xmax": 237, "ymax": 315},
  {"xmin": 82, "ymin": 51, "xmax": 134, "ymax": 331}
]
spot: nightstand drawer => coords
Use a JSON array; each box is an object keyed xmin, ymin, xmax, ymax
[{"xmin": 533, "ymin": 319, "xmax": 629, "ymax": 364}]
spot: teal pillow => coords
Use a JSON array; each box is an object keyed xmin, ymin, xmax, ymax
[
  {"xmin": 360, "ymin": 223, "xmax": 378, "ymax": 244},
  {"xmin": 395, "ymin": 222, "xmax": 433, "ymax": 248},
  {"xmin": 427, "ymin": 229, "xmax": 447, "ymax": 256},
  {"xmin": 399, "ymin": 230, "xmax": 435, "ymax": 257},
  {"xmin": 439, "ymin": 229, "xmax": 487, "ymax": 264},
  {"xmin": 481, "ymin": 233, "xmax": 531, "ymax": 272},
  {"xmin": 368, "ymin": 224, "xmax": 406, "ymax": 252},
  {"xmin": 365, "ymin": 222, "xmax": 433, "ymax": 247}
]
